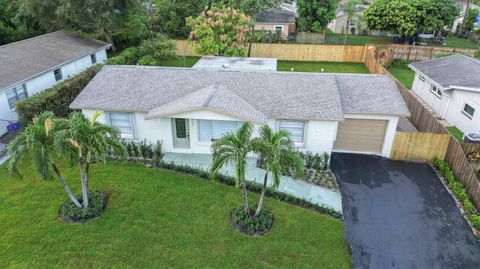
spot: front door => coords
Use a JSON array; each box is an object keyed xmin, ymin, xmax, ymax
[{"xmin": 172, "ymin": 118, "xmax": 190, "ymax": 149}]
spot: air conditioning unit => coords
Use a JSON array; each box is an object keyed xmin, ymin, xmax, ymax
[{"xmin": 463, "ymin": 133, "xmax": 480, "ymax": 144}]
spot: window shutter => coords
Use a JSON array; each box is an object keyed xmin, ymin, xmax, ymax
[
  {"xmin": 198, "ymin": 120, "xmax": 212, "ymax": 142},
  {"xmin": 279, "ymin": 120, "xmax": 305, "ymax": 143}
]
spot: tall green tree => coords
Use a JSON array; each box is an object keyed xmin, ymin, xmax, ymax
[
  {"xmin": 187, "ymin": 6, "xmax": 253, "ymax": 56},
  {"xmin": 211, "ymin": 122, "xmax": 254, "ymax": 217},
  {"xmin": 0, "ymin": 0, "xmax": 43, "ymax": 45},
  {"xmin": 297, "ymin": 0, "xmax": 337, "ymax": 33},
  {"xmin": 364, "ymin": 0, "xmax": 459, "ymax": 41},
  {"xmin": 250, "ymin": 125, "xmax": 304, "ymax": 218}
]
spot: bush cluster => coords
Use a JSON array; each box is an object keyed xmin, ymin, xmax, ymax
[
  {"xmin": 434, "ymin": 158, "xmax": 480, "ymax": 230},
  {"xmin": 15, "ymin": 65, "xmax": 102, "ymax": 126},
  {"xmin": 157, "ymin": 161, "xmax": 342, "ymax": 219},
  {"xmin": 299, "ymin": 151, "xmax": 330, "ymax": 171},
  {"xmin": 121, "ymin": 140, "xmax": 163, "ymax": 165},
  {"xmin": 59, "ymin": 191, "xmax": 106, "ymax": 222},
  {"xmin": 230, "ymin": 207, "xmax": 274, "ymax": 236}
]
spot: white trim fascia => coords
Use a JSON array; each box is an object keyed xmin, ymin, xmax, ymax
[
  {"xmin": 0, "ymin": 45, "xmax": 110, "ymax": 93},
  {"xmin": 408, "ymin": 66, "xmax": 447, "ymax": 91},
  {"xmin": 448, "ymin": 85, "xmax": 480, "ymax": 93}
]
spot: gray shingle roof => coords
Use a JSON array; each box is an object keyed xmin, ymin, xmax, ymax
[
  {"xmin": 193, "ymin": 56, "xmax": 277, "ymax": 71},
  {"xmin": 70, "ymin": 65, "xmax": 410, "ymax": 121},
  {"xmin": 0, "ymin": 30, "xmax": 109, "ymax": 91},
  {"xmin": 255, "ymin": 10, "xmax": 296, "ymax": 23},
  {"xmin": 409, "ymin": 54, "xmax": 480, "ymax": 89}
]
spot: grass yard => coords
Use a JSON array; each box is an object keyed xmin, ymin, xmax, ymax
[
  {"xmin": 447, "ymin": 126, "xmax": 464, "ymax": 141},
  {"xmin": 157, "ymin": 56, "xmax": 200, "ymax": 67},
  {"xmin": 0, "ymin": 160, "xmax": 351, "ymax": 268},
  {"xmin": 278, "ymin": 60, "xmax": 369, "ymax": 73},
  {"xmin": 444, "ymin": 37, "xmax": 480, "ymax": 50},
  {"xmin": 387, "ymin": 60, "xmax": 415, "ymax": 89},
  {"xmin": 324, "ymin": 33, "xmax": 393, "ymax": 46}
]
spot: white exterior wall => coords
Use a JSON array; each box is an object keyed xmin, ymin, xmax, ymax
[
  {"xmin": 412, "ymin": 72, "xmax": 480, "ymax": 134},
  {"xmin": 83, "ymin": 109, "xmax": 339, "ymax": 155},
  {"xmin": 0, "ymin": 48, "xmax": 108, "ymax": 136}
]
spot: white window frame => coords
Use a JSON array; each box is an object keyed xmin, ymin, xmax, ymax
[
  {"xmin": 90, "ymin": 53, "xmax": 97, "ymax": 64},
  {"xmin": 430, "ymin": 85, "xmax": 442, "ymax": 99},
  {"xmin": 54, "ymin": 68, "xmax": 63, "ymax": 81},
  {"xmin": 274, "ymin": 25, "xmax": 284, "ymax": 33},
  {"xmin": 419, "ymin": 75, "xmax": 425, "ymax": 82},
  {"xmin": 348, "ymin": 20, "xmax": 356, "ymax": 28},
  {"xmin": 462, "ymin": 103, "xmax": 475, "ymax": 120},
  {"xmin": 6, "ymin": 84, "xmax": 28, "ymax": 110},
  {"xmin": 278, "ymin": 120, "xmax": 307, "ymax": 145},
  {"xmin": 197, "ymin": 120, "xmax": 243, "ymax": 143},
  {"xmin": 106, "ymin": 112, "xmax": 136, "ymax": 139}
]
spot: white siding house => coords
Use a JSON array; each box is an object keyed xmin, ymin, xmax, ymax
[
  {"xmin": 0, "ymin": 30, "xmax": 110, "ymax": 136},
  {"xmin": 71, "ymin": 62, "xmax": 410, "ymax": 158},
  {"xmin": 409, "ymin": 55, "xmax": 480, "ymax": 135}
]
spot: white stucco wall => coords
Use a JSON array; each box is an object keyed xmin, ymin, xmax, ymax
[
  {"xmin": 412, "ymin": 72, "xmax": 480, "ymax": 134},
  {"xmin": 0, "ymin": 48, "xmax": 108, "ymax": 136},
  {"xmin": 83, "ymin": 109, "xmax": 339, "ymax": 155}
]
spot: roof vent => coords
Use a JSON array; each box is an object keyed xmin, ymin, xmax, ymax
[{"xmin": 223, "ymin": 63, "xmax": 230, "ymax": 69}]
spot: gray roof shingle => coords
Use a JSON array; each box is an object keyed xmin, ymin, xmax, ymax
[
  {"xmin": 409, "ymin": 54, "xmax": 480, "ymax": 89},
  {"xmin": 255, "ymin": 10, "xmax": 296, "ymax": 23},
  {"xmin": 0, "ymin": 30, "xmax": 109, "ymax": 91},
  {"xmin": 70, "ymin": 65, "xmax": 410, "ymax": 121}
]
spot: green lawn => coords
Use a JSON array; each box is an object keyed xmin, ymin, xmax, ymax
[
  {"xmin": 157, "ymin": 56, "xmax": 201, "ymax": 67},
  {"xmin": 387, "ymin": 60, "xmax": 415, "ymax": 89},
  {"xmin": 278, "ymin": 60, "xmax": 369, "ymax": 73},
  {"xmin": 447, "ymin": 126, "xmax": 464, "ymax": 141},
  {"xmin": 444, "ymin": 37, "xmax": 479, "ymax": 50},
  {"xmin": 0, "ymin": 161, "xmax": 351, "ymax": 268},
  {"xmin": 324, "ymin": 33, "xmax": 393, "ymax": 46}
]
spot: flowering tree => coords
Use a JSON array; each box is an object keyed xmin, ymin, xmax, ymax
[{"xmin": 187, "ymin": 6, "xmax": 253, "ymax": 56}]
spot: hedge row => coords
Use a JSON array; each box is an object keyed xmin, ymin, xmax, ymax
[{"xmin": 15, "ymin": 65, "xmax": 102, "ymax": 126}]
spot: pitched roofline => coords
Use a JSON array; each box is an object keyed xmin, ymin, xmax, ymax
[
  {"xmin": 0, "ymin": 45, "xmax": 110, "ymax": 93},
  {"xmin": 408, "ymin": 64, "xmax": 448, "ymax": 90},
  {"xmin": 145, "ymin": 107, "xmax": 267, "ymax": 124},
  {"xmin": 448, "ymin": 85, "xmax": 480, "ymax": 93}
]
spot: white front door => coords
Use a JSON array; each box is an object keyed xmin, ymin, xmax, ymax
[{"xmin": 172, "ymin": 118, "xmax": 190, "ymax": 149}]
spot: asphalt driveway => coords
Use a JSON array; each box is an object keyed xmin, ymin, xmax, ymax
[{"xmin": 332, "ymin": 153, "xmax": 480, "ymax": 269}]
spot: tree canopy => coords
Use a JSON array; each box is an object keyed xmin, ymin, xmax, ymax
[
  {"xmin": 297, "ymin": 0, "xmax": 337, "ymax": 33},
  {"xmin": 364, "ymin": 0, "xmax": 459, "ymax": 37}
]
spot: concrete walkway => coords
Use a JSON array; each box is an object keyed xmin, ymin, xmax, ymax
[{"xmin": 163, "ymin": 152, "xmax": 342, "ymax": 212}]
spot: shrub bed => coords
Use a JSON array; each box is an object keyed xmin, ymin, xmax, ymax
[
  {"xmin": 434, "ymin": 158, "xmax": 480, "ymax": 234},
  {"xmin": 16, "ymin": 65, "xmax": 102, "ymax": 126},
  {"xmin": 230, "ymin": 207, "xmax": 274, "ymax": 236},
  {"xmin": 58, "ymin": 191, "xmax": 108, "ymax": 224}
]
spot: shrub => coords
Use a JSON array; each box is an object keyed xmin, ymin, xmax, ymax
[
  {"xmin": 59, "ymin": 191, "xmax": 107, "ymax": 223},
  {"xmin": 470, "ymin": 215, "xmax": 480, "ymax": 230},
  {"xmin": 15, "ymin": 65, "xmax": 102, "ymax": 126},
  {"xmin": 230, "ymin": 206, "xmax": 274, "ymax": 236}
]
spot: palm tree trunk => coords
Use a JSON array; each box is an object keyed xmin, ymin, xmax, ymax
[
  {"xmin": 254, "ymin": 172, "xmax": 268, "ymax": 218},
  {"xmin": 80, "ymin": 161, "xmax": 89, "ymax": 208},
  {"xmin": 242, "ymin": 181, "xmax": 251, "ymax": 218},
  {"xmin": 51, "ymin": 163, "xmax": 82, "ymax": 208}
]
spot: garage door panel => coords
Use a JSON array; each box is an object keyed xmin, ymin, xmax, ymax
[{"xmin": 334, "ymin": 119, "xmax": 388, "ymax": 153}]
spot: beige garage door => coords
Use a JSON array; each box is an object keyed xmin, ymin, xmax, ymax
[{"xmin": 333, "ymin": 119, "xmax": 388, "ymax": 153}]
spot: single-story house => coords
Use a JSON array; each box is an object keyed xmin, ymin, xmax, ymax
[
  {"xmin": 409, "ymin": 54, "xmax": 480, "ymax": 134},
  {"xmin": 71, "ymin": 61, "xmax": 409, "ymax": 157},
  {"xmin": 255, "ymin": 3, "xmax": 297, "ymax": 38},
  {"xmin": 0, "ymin": 30, "xmax": 110, "ymax": 136},
  {"xmin": 328, "ymin": 6, "xmax": 368, "ymax": 35}
]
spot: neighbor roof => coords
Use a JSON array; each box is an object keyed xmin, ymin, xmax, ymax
[
  {"xmin": 256, "ymin": 10, "xmax": 296, "ymax": 23},
  {"xmin": 70, "ymin": 66, "xmax": 410, "ymax": 122},
  {"xmin": 0, "ymin": 30, "xmax": 109, "ymax": 91},
  {"xmin": 193, "ymin": 56, "xmax": 277, "ymax": 71},
  {"xmin": 409, "ymin": 54, "xmax": 480, "ymax": 90}
]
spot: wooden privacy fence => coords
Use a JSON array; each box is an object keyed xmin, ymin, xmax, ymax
[
  {"xmin": 390, "ymin": 132, "xmax": 451, "ymax": 161},
  {"xmin": 462, "ymin": 143, "xmax": 480, "ymax": 155},
  {"xmin": 364, "ymin": 47, "xmax": 480, "ymax": 210},
  {"xmin": 174, "ymin": 40, "xmax": 367, "ymax": 62}
]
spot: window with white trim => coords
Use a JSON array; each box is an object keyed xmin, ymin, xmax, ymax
[
  {"xmin": 90, "ymin": 53, "xmax": 97, "ymax": 64},
  {"xmin": 279, "ymin": 120, "xmax": 305, "ymax": 143},
  {"xmin": 54, "ymin": 68, "xmax": 63, "ymax": 81},
  {"xmin": 274, "ymin": 25, "xmax": 284, "ymax": 33},
  {"xmin": 462, "ymin": 103, "xmax": 475, "ymax": 119},
  {"xmin": 198, "ymin": 120, "xmax": 243, "ymax": 142},
  {"xmin": 430, "ymin": 85, "xmax": 442, "ymax": 99},
  {"xmin": 107, "ymin": 112, "xmax": 136, "ymax": 139},
  {"xmin": 6, "ymin": 84, "xmax": 28, "ymax": 109}
]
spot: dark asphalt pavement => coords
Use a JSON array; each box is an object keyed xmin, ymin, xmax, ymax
[{"xmin": 332, "ymin": 153, "xmax": 480, "ymax": 269}]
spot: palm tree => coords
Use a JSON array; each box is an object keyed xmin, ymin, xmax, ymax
[
  {"xmin": 342, "ymin": 0, "xmax": 361, "ymax": 35},
  {"xmin": 211, "ymin": 122, "xmax": 254, "ymax": 217},
  {"xmin": 7, "ymin": 111, "xmax": 82, "ymax": 208},
  {"xmin": 251, "ymin": 125, "xmax": 304, "ymax": 218},
  {"xmin": 55, "ymin": 111, "xmax": 125, "ymax": 208}
]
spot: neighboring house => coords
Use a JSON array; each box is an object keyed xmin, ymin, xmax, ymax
[
  {"xmin": 451, "ymin": 4, "xmax": 480, "ymax": 33},
  {"xmin": 0, "ymin": 30, "xmax": 110, "ymax": 136},
  {"xmin": 328, "ymin": 6, "xmax": 368, "ymax": 35},
  {"xmin": 255, "ymin": 3, "xmax": 297, "ymax": 38},
  {"xmin": 71, "ymin": 58, "xmax": 409, "ymax": 157},
  {"xmin": 409, "ymin": 54, "xmax": 480, "ymax": 134}
]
